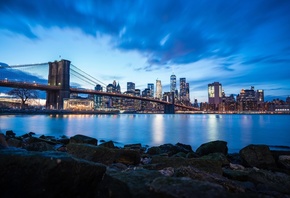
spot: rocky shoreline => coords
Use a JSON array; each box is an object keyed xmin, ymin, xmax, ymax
[{"xmin": 1, "ymin": 131, "xmax": 290, "ymax": 197}]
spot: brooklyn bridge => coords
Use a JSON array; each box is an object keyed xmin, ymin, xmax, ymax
[{"xmin": 0, "ymin": 59, "xmax": 199, "ymax": 114}]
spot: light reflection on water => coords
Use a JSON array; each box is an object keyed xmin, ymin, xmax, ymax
[{"xmin": 0, "ymin": 114, "xmax": 289, "ymax": 153}]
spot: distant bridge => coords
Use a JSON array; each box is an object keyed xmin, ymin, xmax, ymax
[{"xmin": 0, "ymin": 60, "xmax": 200, "ymax": 113}]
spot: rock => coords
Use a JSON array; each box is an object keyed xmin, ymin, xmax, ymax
[
  {"xmin": 222, "ymin": 168, "xmax": 250, "ymax": 181},
  {"xmin": 98, "ymin": 168, "xmax": 163, "ymax": 197},
  {"xmin": 186, "ymin": 152, "xmax": 199, "ymax": 158},
  {"xmin": 229, "ymin": 163, "xmax": 245, "ymax": 170},
  {"xmin": 196, "ymin": 140, "xmax": 228, "ymax": 156},
  {"xmin": 239, "ymin": 144, "xmax": 276, "ymax": 169},
  {"xmin": 69, "ymin": 134, "xmax": 98, "ymax": 145},
  {"xmin": 148, "ymin": 156, "xmax": 223, "ymax": 175},
  {"xmin": 23, "ymin": 141, "xmax": 55, "ymax": 151},
  {"xmin": 175, "ymin": 142, "xmax": 193, "ymax": 153},
  {"xmin": 148, "ymin": 177, "xmax": 228, "ymax": 198},
  {"xmin": 5, "ymin": 130, "xmax": 15, "ymax": 138},
  {"xmin": 115, "ymin": 149, "xmax": 141, "ymax": 165},
  {"xmin": 174, "ymin": 166, "xmax": 246, "ymax": 193},
  {"xmin": 0, "ymin": 133, "xmax": 8, "ymax": 149},
  {"xmin": 278, "ymin": 155, "xmax": 290, "ymax": 169},
  {"xmin": 0, "ymin": 149, "xmax": 106, "ymax": 197},
  {"xmin": 146, "ymin": 143, "xmax": 193, "ymax": 157},
  {"xmin": 67, "ymin": 143, "xmax": 116, "ymax": 165},
  {"xmin": 200, "ymin": 152, "xmax": 229, "ymax": 166},
  {"xmin": 7, "ymin": 138, "xmax": 22, "ymax": 148},
  {"xmin": 248, "ymin": 169, "xmax": 290, "ymax": 195},
  {"xmin": 99, "ymin": 140, "xmax": 115, "ymax": 148},
  {"xmin": 158, "ymin": 167, "xmax": 175, "ymax": 176},
  {"xmin": 124, "ymin": 143, "xmax": 141, "ymax": 150},
  {"xmin": 146, "ymin": 146, "xmax": 161, "ymax": 155}
]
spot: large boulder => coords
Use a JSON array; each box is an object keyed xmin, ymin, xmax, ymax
[
  {"xmin": 147, "ymin": 156, "xmax": 223, "ymax": 175},
  {"xmin": 67, "ymin": 143, "xmax": 116, "ymax": 165},
  {"xmin": 146, "ymin": 143, "xmax": 193, "ymax": 156},
  {"xmin": 196, "ymin": 140, "xmax": 228, "ymax": 156},
  {"xmin": 278, "ymin": 155, "xmax": 290, "ymax": 170},
  {"xmin": 67, "ymin": 143, "xmax": 141, "ymax": 165},
  {"xmin": 248, "ymin": 169, "xmax": 290, "ymax": 195},
  {"xmin": 69, "ymin": 134, "xmax": 98, "ymax": 145},
  {"xmin": 239, "ymin": 144, "xmax": 276, "ymax": 169},
  {"xmin": 148, "ymin": 177, "xmax": 228, "ymax": 198},
  {"xmin": 0, "ymin": 149, "xmax": 106, "ymax": 197},
  {"xmin": 98, "ymin": 169, "xmax": 163, "ymax": 197}
]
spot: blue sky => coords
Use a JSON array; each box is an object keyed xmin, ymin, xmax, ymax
[{"xmin": 0, "ymin": 0, "xmax": 290, "ymax": 102}]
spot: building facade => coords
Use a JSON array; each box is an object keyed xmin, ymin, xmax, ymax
[
  {"xmin": 208, "ymin": 82, "xmax": 222, "ymax": 110},
  {"xmin": 156, "ymin": 80, "xmax": 162, "ymax": 100},
  {"xmin": 170, "ymin": 74, "xmax": 176, "ymax": 93}
]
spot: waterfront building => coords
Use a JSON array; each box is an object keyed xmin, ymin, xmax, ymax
[
  {"xmin": 236, "ymin": 86, "xmax": 257, "ymax": 111},
  {"xmin": 156, "ymin": 80, "xmax": 162, "ymax": 100},
  {"xmin": 63, "ymin": 98, "xmax": 94, "ymax": 111},
  {"xmin": 147, "ymin": 83, "xmax": 154, "ymax": 98},
  {"xmin": 256, "ymin": 89, "xmax": 264, "ymax": 103},
  {"xmin": 180, "ymin": 78, "xmax": 186, "ymax": 101},
  {"xmin": 170, "ymin": 74, "xmax": 176, "ymax": 93},
  {"xmin": 287, "ymin": 96, "xmax": 290, "ymax": 104},
  {"xmin": 127, "ymin": 82, "xmax": 135, "ymax": 92},
  {"xmin": 208, "ymin": 82, "xmax": 222, "ymax": 110},
  {"xmin": 94, "ymin": 84, "xmax": 103, "ymax": 108}
]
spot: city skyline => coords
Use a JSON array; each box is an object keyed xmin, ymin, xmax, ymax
[{"xmin": 0, "ymin": 0, "xmax": 290, "ymax": 102}]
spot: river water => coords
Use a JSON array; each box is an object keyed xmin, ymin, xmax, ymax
[{"xmin": 0, "ymin": 114, "xmax": 289, "ymax": 153}]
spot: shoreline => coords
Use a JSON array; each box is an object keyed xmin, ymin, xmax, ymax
[{"xmin": 1, "ymin": 109, "xmax": 290, "ymax": 115}]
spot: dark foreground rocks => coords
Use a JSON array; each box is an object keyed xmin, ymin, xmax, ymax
[{"xmin": 1, "ymin": 132, "xmax": 290, "ymax": 197}]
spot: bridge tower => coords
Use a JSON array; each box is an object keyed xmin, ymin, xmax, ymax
[
  {"xmin": 46, "ymin": 59, "xmax": 70, "ymax": 110},
  {"xmin": 164, "ymin": 92, "xmax": 175, "ymax": 114}
]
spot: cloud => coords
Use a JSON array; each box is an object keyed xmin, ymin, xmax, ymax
[{"xmin": 1, "ymin": 0, "xmax": 289, "ymax": 69}]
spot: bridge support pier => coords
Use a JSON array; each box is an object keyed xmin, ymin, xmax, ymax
[
  {"xmin": 164, "ymin": 92, "xmax": 175, "ymax": 114},
  {"xmin": 46, "ymin": 60, "xmax": 70, "ymax": 110},
  {"xmin": 164, "ymin": 104, "xmax": 175, "ymax": 114}
]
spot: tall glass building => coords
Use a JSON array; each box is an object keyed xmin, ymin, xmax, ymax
[
  {"xmin": 208, "ymin": 82, "xmax": 222, "ymax": 108},
  {"xmin": 156, "ymin": 80, "xmax": 162, "ymax": 100},
  {"xmin": 147, "ymin": 83, "xmax": 154, "ymax": 98},
  {"xmin": 170, "ymin": 74, "xmax": 176, "ymax": 93}
]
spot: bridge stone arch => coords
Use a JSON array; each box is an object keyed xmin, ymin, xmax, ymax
[{"xmin": 46, "ymin": 59, "xmax": 70, "ymax": 109}]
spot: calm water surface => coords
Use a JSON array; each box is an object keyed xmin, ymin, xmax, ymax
[{"xmin": 0, "ymin": 114, "xmax": 289, "ymax": 153}]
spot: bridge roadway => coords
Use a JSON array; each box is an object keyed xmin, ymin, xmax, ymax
[{"xmin": 0, "ymin": 80, "xmax": 199, "ymax": 111}]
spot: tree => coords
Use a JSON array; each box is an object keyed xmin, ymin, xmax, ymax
[{"xmin": 7, "ymin": 88, "xmax": 38, "ymax": 108}]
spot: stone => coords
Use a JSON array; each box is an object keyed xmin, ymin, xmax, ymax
[
  {"xmin": 174, "ymin": 166, "xmax": 246, "ymax": 193},
  {"xmin": 239, "ymin": 144, "xmax": 276, "ymax": 169},
  {"xmin": 23, "ymin": 141, "xmax": 55, "ymax": 152},
  {"xmin": 148, "ymin": 177, "xmax": 228, "ymax": 198},
  {"xmin": 222, "ymin": 168, "xmax": 250, "ymax": 181},
  {"xmin": 67, "ymin": 143, "xmax": 116, "ymax": 165},
  {"xmin": 200, "ymin": 152, "xmax": 229, "ymax": 166},
  {"xmin": 0, "ymin": 149, "xmax": 106, "ymax": 197},
  {"xmin": 7, "ymin": 138, "xmax": 22, "ymax": 148},
  {"xmin": 196, "ymin": 140, "xmax": 228, "ymax": 156},
  {"xmin": 248, "ymin": 169, "xmax": 290, "ymax": 194},
  {"xmin": 278, "ymin": 155, "xmax": 290, "ymax": 170},
  {"xmin": 0, "ymin": 133, "xmax": 8, "ymax": 149},
  {"xmin": 69, "ymin": 134, "xmax": 98, "ymax": 145},
  {"xmin": 98, "ymin": 168, "xmax": 163, "ymax": 197},
  {"xmin": 146, "ymin": 146, "xmax": 161, "ymax": 155},
  {"xmin": 99, "ymin": 140, "xmax": 115, "ymax": 148},
  {"xmin": 148, "ymin": 156, "xmax": 223, "ymax": 175},
  {"xmin": 115, "ymin": 149, "xmax": 141, "ymax": 165},
  {"xmin": 175, "ymin": 142, "xmax": 193, "ymax": 153},
  {"xmin": 5, "ymin": 130, "xmax": 15, "ymax": 138}
]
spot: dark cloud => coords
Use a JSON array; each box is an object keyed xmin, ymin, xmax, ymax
[{"xmin": 0, "ymin": 0, "xmax": 290, "ymax": 72}]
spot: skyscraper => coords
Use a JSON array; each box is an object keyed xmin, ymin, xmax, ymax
[
  {"xmin": 148, "ymin": 83, "xmax": 154, "ymax": 98},
  {"xmin": 170, "ymin": 74, "xmax": 176, "ymax": 93},
  {"xmin": 156, "ymin": 80, "xmax": 162, "ymax": 100},
  {"xmin": 127, "ymin": 82, "xmax": 135, "ymax": 92},
  {"xmin": 180, "ymin": 78, "xmax": 187, "ymax": 102},
  {"xmin": 208, "ymin": 82, "xmax": 222, "ymax": 109}
]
